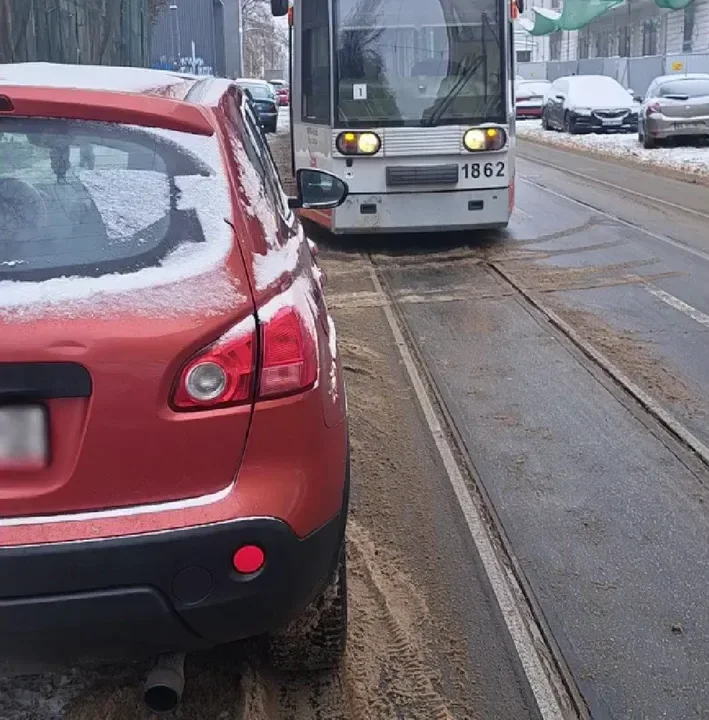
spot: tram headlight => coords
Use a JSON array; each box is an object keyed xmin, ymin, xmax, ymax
[
  {"xmin": 336, "ymin": 131, "xmax": 381, "ymax": 155},
  {"xmin": 463, "ymin": 127, "xmax": 507, "ymax": 152}
]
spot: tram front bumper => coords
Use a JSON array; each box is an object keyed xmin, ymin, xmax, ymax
[{"xmin": 331, "ymin": 187, "xmax": 510, "ymax": 234}]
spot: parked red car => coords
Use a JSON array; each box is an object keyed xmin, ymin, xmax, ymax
[
  {"xmin": 277, "ymin": 86, "xmax": 290, "ymax": 106},
  {"xmin": 0, "ymin": 63, "xmax": 349, "ymax": 713},
  {"xmin": 515, "ymin": 79, "xmax": 551, "ymax": 119}
]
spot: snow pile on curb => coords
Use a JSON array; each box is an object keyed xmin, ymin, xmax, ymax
[{"xmin": 516, "ymin": 119, "xmax": 709, "ymax": 179}]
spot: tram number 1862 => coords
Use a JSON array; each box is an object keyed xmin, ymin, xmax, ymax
[{"xmin": 461, "ymin": 161, "xmax": 506, "ymax": 179}]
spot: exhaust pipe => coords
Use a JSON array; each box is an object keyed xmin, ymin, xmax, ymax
[{"xmin": 143, "ymin": 653, "xmax": 186, "ymax": 715}]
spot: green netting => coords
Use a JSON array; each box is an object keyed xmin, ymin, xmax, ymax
[
  {"xmin": 655, "ymin": 0, "xmax": 693, "ymax": 8},
  {"xmin": 518, "ymin": 0, "xmax": 692, "ymax": 35}
]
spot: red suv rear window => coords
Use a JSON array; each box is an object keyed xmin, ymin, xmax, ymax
[{"xmin": 0, "ymin": 117, "xmax": 231, "ymax": 286}]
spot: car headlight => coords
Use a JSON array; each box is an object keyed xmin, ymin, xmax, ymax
[
  {"xmin": 336, "ymin": 131, "xmax": 381, "ymax": 155},
  {"xmin": 574, "ymin": 107, "xmax": 592, "ymax": 115},
  {"xmin": 463, "ymin": 127, "xmax": 507, "ymax": 152}
]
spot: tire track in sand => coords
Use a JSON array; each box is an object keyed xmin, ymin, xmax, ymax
[{"xmin": 240, "ymin": 520, "xmax": 454, "ymax": 720}]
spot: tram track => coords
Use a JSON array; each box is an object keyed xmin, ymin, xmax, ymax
[
  {"xmin": 361, "ymin": 243, "xmax": 709, "ymax": 720},
  {"xmin": 516, "ymin": 152, "xmax": 709, "ymax": 224},
  {"xmin": 365, "ymin": 252, "xmax": 588, "ymax": 720}
]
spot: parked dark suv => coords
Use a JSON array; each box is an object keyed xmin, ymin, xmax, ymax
[{"xmin": 235, "ymin": 77, "xmax": 279, "ymax": 132}]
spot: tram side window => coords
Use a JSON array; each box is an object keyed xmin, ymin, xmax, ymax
[{"xmin": 302, "ymin": 0, "xmax": 331, "ymax": 124}]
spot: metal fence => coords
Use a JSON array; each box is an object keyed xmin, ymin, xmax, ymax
[
  {"xmin": 0, "ymin": 0, "xmax": 151, "ymax": 67},
  {"xmin": 518, "ymin": 53, "xmax": 709, "ymax": 96},
  {"xmin": 150, "ymin": 0, "xmax": 224, "ymax": 76}
]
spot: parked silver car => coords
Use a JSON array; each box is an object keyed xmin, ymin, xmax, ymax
[{"xmin": 639, "ymin": 73, "xmax": 709, "ymax": 149}]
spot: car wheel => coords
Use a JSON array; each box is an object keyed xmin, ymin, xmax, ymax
[
  {"xmin": 541, "ymin": 111, "xmax": 549, "ymax": 130},
  {"xmin": 643, "ymin": 133, "xmax": 656, "ymax": 149},
  {"xmin": 269, "ymin": 121, "xmax": 278, "ymax": 134},
  {"xmin": 563, "ymin": 112, "xmax": 574, "ymax": 134},
  {"xmin": 268, "ymin": 548, "xmax": 348, "ymax": 673}
]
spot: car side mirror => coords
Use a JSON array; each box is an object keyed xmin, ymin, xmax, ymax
[
  {"xmin": 288, "ymin": 169, "xmax": 349, "ymax": 210},
  {"xmin": 634, "ymin": 95, "xmax": 642, "ymax": 103},
  {"xmin": 271, "ymin": 0, "xmax": 288, "ymax": 16}
]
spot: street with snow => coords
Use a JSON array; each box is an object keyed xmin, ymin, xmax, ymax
[{"xmin": 517, "ymin": 118, "xmax": 709, "ymax": 179}]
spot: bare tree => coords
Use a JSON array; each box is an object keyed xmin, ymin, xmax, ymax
[{"xmin": 241, "ymin": 0, "xmax": 287, "ymax": 78}]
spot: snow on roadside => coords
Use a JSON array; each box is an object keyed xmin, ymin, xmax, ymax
[
  {"xmin": 516, "ymin": 119, "xmax": 709, "ymax": 178},
  {"xmin": 277, "ymin": 107, "xmax": 290, "ymax": 134}
]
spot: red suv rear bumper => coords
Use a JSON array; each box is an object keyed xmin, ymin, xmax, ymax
[{"xmin": 0, "ymin": 491, "xmax": 347, "ymax": 666}]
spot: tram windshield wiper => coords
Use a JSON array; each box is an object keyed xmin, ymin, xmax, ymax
[{"xmin": 422, "ymin": 54, "xmax": 485, "ymax": 127}]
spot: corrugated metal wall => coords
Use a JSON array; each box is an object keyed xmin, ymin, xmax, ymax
[
  {"xmin": 0, "ymin": 0, "xmax": 151, "ymax": 66},
  {"xmin": 518, "ymin": 51, "xmax": 709, "ymax": 95},
  {"xmin": 150, "ymin": 0, "xmax": 225, "ymax": 75}
]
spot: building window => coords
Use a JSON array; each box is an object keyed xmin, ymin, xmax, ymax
[
  {"xmin": 302, "ymin": 0, "xmax": 331, "ymax": 124},
  {"xmin": 550, "ymin": 31, "xmax": 562, "ymax": 60},
  {"xmin": 595, "ymin": 30, "xmax": 609, "ymax": 58},
  {"xmin": 578, "ymin": 29, "xmax": 589, "ymax": 59},
  {"xmin": 618, "ymin": 26, "xmax": 631, "ymax": 57},
  {"xmin": 642, "ymin": 20, "xmax": 657, "ymax": 56},
  {"xmin": 683, "ymin": 4, "xmax": 695, "ymax": 52},
  {"xmin": 516, "ymin": 50, "xmax": 532, "ymax": 63}
]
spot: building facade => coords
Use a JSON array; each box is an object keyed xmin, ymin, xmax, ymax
[{"xmin": 515, "ymin": 0, "xmax": 709, "ymax": 63}]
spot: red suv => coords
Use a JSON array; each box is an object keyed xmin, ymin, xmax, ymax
[{"xmin": 0, "ymin": 64, "xmax": 350, "ymax": 707}]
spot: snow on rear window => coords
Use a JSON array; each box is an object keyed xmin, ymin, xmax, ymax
[
  {"xmin": 0, "ymin": 117, "xmax": 237, "ymax": 313},
  {"xmin": 659, "ymin": 79, "xmax": 709, "ymax": 97},
  {"xmin": 75, "ymin": 167, "xmax": 168, "ymax": 239}
]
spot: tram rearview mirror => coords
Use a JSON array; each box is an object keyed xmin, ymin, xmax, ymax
[
  {"xmin": 271, "ymin": 0, "xmax": 288, "ymax": 16},
  {"xmin": 289, "ymin": 169, "xmax": 349, "ymax": 210}
]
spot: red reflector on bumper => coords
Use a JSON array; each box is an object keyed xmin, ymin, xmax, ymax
[{"xmin": 233, "ymin": 545, "xmax": 265, "ymax": 574}]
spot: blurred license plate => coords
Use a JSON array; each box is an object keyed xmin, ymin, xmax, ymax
[
  {"xmin": 675, "ymin": 121, "xmax": 708, "ymax": 130},
  {"xmin": 602, "ymin": 118, "xmax": 623, "ymax": 126},
  {"xmin": 0, "ymin": 406, "xmax": 48, "ymax": 469}
]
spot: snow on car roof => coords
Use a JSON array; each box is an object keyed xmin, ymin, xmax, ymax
[
  {"xmin": 0, "ymin": 62, "xmax": 200, "ymax": 100},
  {"xmin": 564, "ymin": 75, "xmax": 632, "ymax": 106}
]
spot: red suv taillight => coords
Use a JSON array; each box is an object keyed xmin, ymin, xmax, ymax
[
  {"xmin": 173, "ymin": 317, "xmax": 257, "ymax": 410},
  {"xmin": 173, "ymin": 306, "xmax": 317, "ymax": 410},
  {"xmin": 260, "ymin": 307, "xmax": 317, "ymax": 398},
  {"xmin": 647, "ymin": 102, "xmax": 661, "ymax": 115}
]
